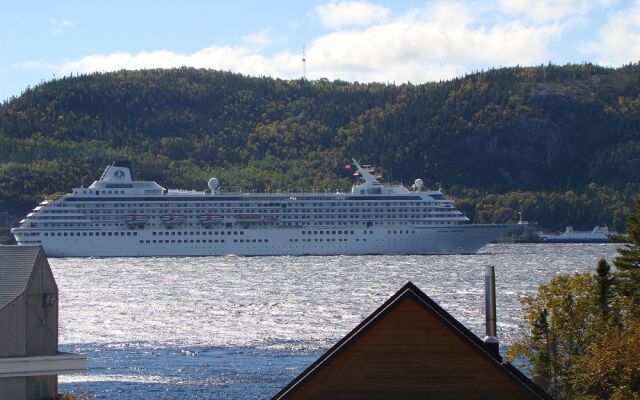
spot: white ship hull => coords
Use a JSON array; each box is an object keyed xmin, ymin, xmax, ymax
[
  {"xmin": 12, "ymin": 159, "xmax": 521, "ymax": 257},
  {"xmin": 25, "ymin": 224, "xmax": 517, "ymax": 257}
]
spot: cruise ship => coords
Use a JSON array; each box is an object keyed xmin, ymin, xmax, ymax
[{"xmin": 12, "ymin": 160, "xmax": 519, "ymax": 257}]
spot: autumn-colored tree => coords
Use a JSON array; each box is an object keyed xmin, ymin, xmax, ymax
[
  {"xmin": 508, "ymin": 201, "xmax": 640, "ymax": 399},
  {"xmin": 570, "ymin": 300, "xmax": 640, "ymax": 400},
  {"xmin": 507, "ymin": 273, "xmax": 599, "ymax": 399}
]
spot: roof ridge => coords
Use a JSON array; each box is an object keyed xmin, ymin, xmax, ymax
[{"xmin": 272, "ymin": 281, "xmax": 554, "ymax": 400}]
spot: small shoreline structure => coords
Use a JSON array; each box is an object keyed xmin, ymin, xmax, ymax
[{"xmin": 0, "ymin": 245, "xmax": 86, "ymax": 399}]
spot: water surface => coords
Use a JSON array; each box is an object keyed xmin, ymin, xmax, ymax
[{"xmin": 55, "ymin": 243, "xmax": 619, "ymax": 399}]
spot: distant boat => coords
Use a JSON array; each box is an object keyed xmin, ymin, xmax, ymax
[{"xmin": 537, "ymin": 226, "xmax": 612, "ymax": 243}]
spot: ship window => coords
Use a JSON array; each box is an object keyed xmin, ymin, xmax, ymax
[
  {"xmin": 152, "ymin": 240, "xmax": 156, "ymax": 243},
  {"xmin": 264, "ymin": 239, "xmax": 268, "ymax": 242},
  {"xmin": 134, "ymin": 232, "xmax": 137, "ymax": 236},
  {"xmin": 234, "ymin": 239, "xmax": 238, "ymax": 243}
]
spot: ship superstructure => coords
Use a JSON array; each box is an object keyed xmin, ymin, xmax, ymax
[{"xmin": 12, "ymin": 160, "xmax": 518, "ymax": 257}]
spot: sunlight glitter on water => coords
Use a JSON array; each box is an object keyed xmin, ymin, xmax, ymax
[{"xmin": 53, "ymin": 243, "xmax": 619, "ymax": 399}]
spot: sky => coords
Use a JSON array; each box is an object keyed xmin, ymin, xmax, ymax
[{"xmin": 1, "ymin": 0, "xmax": 639, "ymax": 101}]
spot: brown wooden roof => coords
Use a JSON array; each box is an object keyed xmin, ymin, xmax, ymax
[{"xmin": 273, "ymin": 281, "xmax": 553, "ymax": 400}]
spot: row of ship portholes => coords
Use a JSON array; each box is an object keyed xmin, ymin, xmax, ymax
[
  {"xmin": 138, "ymin": 238, "xmax": 270, "ymax": 244},
  {"xmin": 42, "ymin": 231, "xmax": 139, "ymax": 237},
  {"xmin": 25, "ymin": 228, "xmax": 418, "ymax": 239},
  {"xmin": 290, "ymin": 238, "xmax": 354, "ymax": 243},
  {"xmin": 152, "ymin": 230, "xmax": 244, "ymax": 236}
]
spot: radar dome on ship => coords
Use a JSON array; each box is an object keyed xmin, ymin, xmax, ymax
[
  {"xmin": 414, "ymin": 179, "xmax": 424, "ymax": 190},
  {"xmin": 208, "ymin": 178, "xmax": 219, "ymax": 191}
]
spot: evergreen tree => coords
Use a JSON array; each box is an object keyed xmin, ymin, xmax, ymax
[{"xmin": 613, "ymin": 196, "xmax": 640, "ymax": 303}]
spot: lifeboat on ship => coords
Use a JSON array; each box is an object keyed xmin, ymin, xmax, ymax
[
  {"xmin": 124, "ymin": 214, "xmax": 150, "ymax": 228},
  {"xmin": 260, "ymin": 216, "xmax": 279, "ymax": 223},
  {"xmin": 235, "ymin": 214, "xmax": 262, "ymax": 223},
  {"xmin": 161, "ymin": 214, "xmax": 187, "ymax": 227},
  {"xmin": 198, "ymin": 214, "xmax": 223, "ymax": 227}
]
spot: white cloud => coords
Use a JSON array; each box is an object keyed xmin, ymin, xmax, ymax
[
  {"xmin": 315, "ymin": 0, "xmax": 389, "ymax": 28},
  {"xmin": 57, "ymin": 46, "xmax": 301, "ymax": 78},
  {"xmin": 500, "ymin": 0, "xmax": 574, "ymax": 22},
  {"xmin": 305, "ymin": 2, "xmax": 560, "ymax": 81},
  {"xmin": 49, "ymin": 18, "xmax": 75, "ymax": 35},
  {"xmin": 14, "ymin": 60, "xmax": 58, "ymax": 71},
  {"xmin": 242, "ymin": 29, "xmax": 274, "ymax": 47},
  {"xmin": 50, "ymin": 1, "xmax": 562, "ymax": 84},
  {"xmin": 499, "ymin": 0, "xmax": 612, "ymax": 22},
  {"xmin": 581, "ymin": 1, "xmax": 640, "ymax": 65}
]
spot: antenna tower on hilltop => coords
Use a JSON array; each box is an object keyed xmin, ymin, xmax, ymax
[{"xmin": 302, "ymin": 46, "xmax": 307, "ymax": 79}]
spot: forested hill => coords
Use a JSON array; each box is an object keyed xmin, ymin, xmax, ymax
[{"xmin": 1, "ymin": 64, "xmax": 639, "ymax": 231}]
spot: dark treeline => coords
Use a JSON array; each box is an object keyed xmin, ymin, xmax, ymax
[{"xmin": 1, "ymin": 64, "xmax": 639, "ymax": 230}]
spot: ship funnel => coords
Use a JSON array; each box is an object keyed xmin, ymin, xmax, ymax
[{"xmin": 483, "ymin": 265, "xmax": 500, "ymax": 358}]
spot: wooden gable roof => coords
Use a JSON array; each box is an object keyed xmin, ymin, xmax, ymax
[
  {"xmin": 273, "ymin": 282, "xmax": 553, "ymax": 400},
  {"xmin": 0, "ymin": 246, "xmax": 50, "ymax": 309}
]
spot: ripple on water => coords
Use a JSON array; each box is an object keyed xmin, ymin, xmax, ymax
[{"xmin": 53, "ymin": 243, "xmax": 619, "ymax": 399}]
